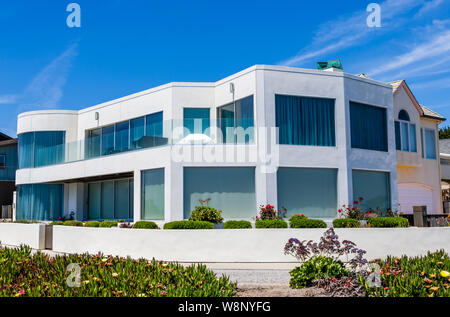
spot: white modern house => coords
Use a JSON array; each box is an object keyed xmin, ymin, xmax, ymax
[{"xmin": 15, "ymin": 64, "xmax": 405, "ymax": 223}]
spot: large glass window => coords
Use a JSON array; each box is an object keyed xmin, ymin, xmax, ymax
[
  {"xmin": 86, "ymin": 128, "xmax": 101, "ymax": 158},
  {"xmin": 18, "ymin": 131, "xmax": 66, "ymax": 168},
  {"xmin": 277, "ymin": 168, "xmax": 337, "ymax": 218},
  {"xmin": 101, "ymin": 125, "xmax": 115, "ymax": 156},
  {"xmin": 87, "ymin": 178, "xmax": 133, "ymax": 220},
  {"xmin": 352, "ymin": 170, "xmax": 391, "ymax": 211},
  {"xmin": 350, "ymin": 102, "xmax": 387, "ymax": 152},
  {"xmin": 16, "ymin": 184, "xmax": 64, "ymax": 221},
  {"xmin": 141, "ymin": 169, "xmax": 165, "ymax": 220},
  {"xmin": 183, "ymin": 167, "xmax": 256, "ymax": 219},
  {"xmin": 184, "ymin": 108, "xmax": 210, "ymax": 135},
  {"xmin": 394, "ymin": 110, "xmax": 416, "ymax": 152},
  {"xmin": 424, "ymin": 128, "xmax": 437, "ymax": 159},
  {"xmin": 217, "ymin": 95, "xmax": 254, "ymax": 144},
  {"xmin": 115, "ymin": 121, "xmax": 130, "ymax": 153},
  {"xmin": 130, "ymin": 117, "xmax": 145, "ymax": 150},
  {"xmin": 275, "ymin": 95, "xmax": 335, "ymax": 146}
]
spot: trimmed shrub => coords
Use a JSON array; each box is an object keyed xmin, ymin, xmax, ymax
[
  {"xmin": 99, "ymin": 221, "xmax": 118, "ymax": 228},
  {"xmin": 14, "ymin": 220, "xmax": 39, "ymax": 224},
  {"xmin": 289, "ymin": 256, "xmax": 349, "ymax": 289},
  {"xmin": 49, "ymin": 222, "xmax": 64, "ymax": 226},
  {"xmin": 84, "ymin": 221, "xmax": 100, "ymax": 228},
  {"xmin": 223, "ymin": 220, "xmax": 252, "ymax": 229},
  {"xmin": 333, "ymin": 218, "xmax": 361, "ymax": 228},
  {"xmin": 63, "ymin": 220, "xmax": 83, "ymax": 227},
  {"xmin": 290, "ymin": 218, "xmax": 327, "ymax": 229},
  {"xmin": 288, "ymin": 214, "xmax": 307, "ymax": 222},
  {"xmin": 255, "ymin": 219, "xmax": 288, "ymax": 229},
  {"xmin": 133, "ymin": 221, "xmax": 159, "ymax": 229},
  {"xmin": 368, "ymin": 217, "xmax": 408, "ymax": 228},
  {"xmin": 163, "ymin": 221, "xmax": 214, "ymax": 230},
  {"xmin": 188, "ymin": 206, "xmax": 224, "ymax": 224}
]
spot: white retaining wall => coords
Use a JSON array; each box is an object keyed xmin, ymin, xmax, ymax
[
  {"xmin": 52, "ymin": 227, "xmax": 450, "ymax": 262},
  {"xmin": 0, "ymin": 223, "xmax": 46, "ymax": 250}
]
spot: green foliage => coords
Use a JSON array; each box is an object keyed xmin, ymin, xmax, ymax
[
  {"xmin": 223, "ymin": 221, "xmax": 252, "ymax": 229},
  {"xmin": 163, "ymin": 221, "xmax": 214, "ymax": 230},
  {"xmin": 333, "ymin": 218, "xmax": 361, "ymax": 228},
  {"xmin": 188, "ymin": 206, "xmax": 224, "ymax": 224},
  {"xmin": 362, "ymin": 250, "xmax": 450, "ymax": 297},
  {"xmin": 63, "ymin": 220, "xmax": 83, "ymax": 227},
  {"xmin": 13, "ymin": 220, "xmax": 39, "ymax": 224},
  {"xmin": 289, "ymin": 256, "xmax": 349, "ymax": 289},
  {"xmin": 290, "ymin": 218, "xmax": 327, "ymax": 228},
  {"xmin": 439, "ymin": 126, "xmax": 450, "ymax": 140},
  {"xmin": 255, "ymin": 219, "xmax": 288, "ymax": 229},
  {"xmin": 99, "ymin": 221, "xmax": 118, "ymax": 228},
  {"xmin": 288, "ymin": 214, "xmax": 307, "ymax": 222},
  {"xmin": 367, "ymin": 217, "xmax": 408, "ymax": 228},
  {"xmin": 0, "ymin": 245, "xmax": 236, "ymax": 297},
  {"xmin": 133, "ymin": 221, "xmax": 159, "ymax": 230},
  {"xmin": 49, "ymin": 222, "xmax": 64, "ymax": 226},
  {"xmin": 84, "ymin": 221, "xmax": 100, "ymax": 228}
]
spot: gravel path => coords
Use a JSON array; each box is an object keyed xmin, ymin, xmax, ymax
[{"xmin": 213, "ymin": 269, "xmax": 291, "ymax": 285}]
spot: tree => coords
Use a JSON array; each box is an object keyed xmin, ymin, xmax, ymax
[{"xmin": 439, "ymin": 126, "xmax": 450, "ymax": 139}]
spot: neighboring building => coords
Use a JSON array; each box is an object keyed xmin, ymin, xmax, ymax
[
  {"xmin": 440, "ymin": 139, "xmax": 450, "ymax": 213},
  {"xmin": 389, "ymin": 80, "xmax": 445, "ymax": 214},
  {"xmin": 16, "ymin": 65, "xmax": 401, "ymax": 222},
  {"xmin": 0, "ymin": 133, "xmax": 18, "ymax": 211}
]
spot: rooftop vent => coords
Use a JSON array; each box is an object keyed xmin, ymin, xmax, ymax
[{"xmin": 317, "ymin": 60, "xmax": 343, "ymax": 72}]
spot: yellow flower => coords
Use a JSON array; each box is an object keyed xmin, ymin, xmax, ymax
[
  {"xmin": 101, "ymin": 259, "xmax": 107, "ymax": 263},
  {"xmin": 161, "ymin": 263, "xmax": 168, "ymax": 267},
  {"xmin": 83, "ymin": 280, "xmax": 90, "ymax": 285},
  {"xmin": 440, "ymin": 271, "xmax": 450, "ymax": 278},
  {"xmin": 430, "ymin": 286, "xmax": 439, "ymax": 291},
  {"xmin": 112, "ymin": 273, "xmax": 119, "ymax": 278}
]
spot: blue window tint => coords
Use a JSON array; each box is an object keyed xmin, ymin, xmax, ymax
[
  {"xmin": 395, "ymin": 121, "xmax": 401, "ymax": 150},
  {"xmin": 0, "ymin": 155, "xmax": 5, "ymax": 168},
  {"xmin": 352, "ymin": 170, "xmax": 391, "ymax": 211},
  {"xmin": 115, "ymin": 179, "xmax": 131, "ymax": 219},
  {"xmin": 101, "ymin": 181, "xmax": 114, "ymax": 219},
  {"xmin": 18, "ymin": 131, "xmax": 65, "ymax": 168},
  {"xmin": 115, "ymin": 121, "xmax": 129, "ymax": 153},
  {"xmin": 88, "ymin": 182, "xmax": 101, "ymax": 220},
  {"xmin": 217, "ymin": 95, "xmax": 254, "ymax": 144},
  {"xmin": 425, "ymin": 129, "xmax": 436, "ymax": 159},
  {"xmin": 184, "ymin": 108, "xmax": 210, "ymax": 135},
  {"xmin": 0, "ymin": 144, "xmax": 18, "ymax": 181},
  {"xmin": 409, "ymin": 124, "xmax": 417, "ymax": 152},
  {"xmin": 401, "ymin": 122, "xmax": 409, "ymax": 152},
  {"xmin": 350, "ymin": 102, "xmax": 387, "ymax": 152},
  {"xmin": 16, "ymin": 184, "xmax": 64, "ymax": 221},
  {"xmin": 101, "ymin": 125, "xmax": 115, "ymax": 155},
  {"xmin": 276, "ymin": 95, "xmax": 335, "ymax": 147},
  {"xmin": 141, "ymin": 169, "xmax": 165, "ymax": 220},
  {"xmin": 277, "ymin": 168, "xmax": 337, "ymax": 218},
  {"xmin": 144, "ymin": 112, "xmax": 166, "ymax": 148},
  {"xmin": 183, "ymin": 167, "xmax": 256, "ymax": 219},
  {"xmin": 130, "ymin": 117, "xmax": 145, "ymax": 149},
  {"xmin": 86, "ymin": 128, "xmax": 101, "ymax": 158}
]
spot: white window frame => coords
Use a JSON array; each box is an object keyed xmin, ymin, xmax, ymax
[{"xmin": 396, "ymin": 119, "xmax": 417, "ymax": 153}]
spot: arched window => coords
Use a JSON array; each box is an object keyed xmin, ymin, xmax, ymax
[
  {"xmin": 398, "ymin": 109, "xmax": 410, "ymax": 121},
  {"xmin": 395, "ymin": 109, "xmax": 416, "ymax": 152}
]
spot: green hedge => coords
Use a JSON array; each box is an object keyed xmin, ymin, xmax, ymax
[
  {"xmin": 163, "ymin": 221, "xmax": 214, "ymax": 230},
  {"xmin": 290, "ymin": 218, "xmax": 327, "ymax": 228},
  {"xmin": 333, "ymin": 218, "xmax": 361, "ymax": 228},
  {"xmin": 133, "ymin": 221, "xmax": 159, "ymax": 229},
  {"xmin": 49, "ymin": 222, "xmax": 64, "ymax": 226},
  {"xmin": 63, "ymin": 220, "xmax": 83, "ymax": 227},
  {"xmin": 255, "ymin": 219, "xmax": 288, "ymax": 229},
  {"xmin": 84, "ymin": 221, "xmax": 100, "ymax": 228},
  {"xmin": 368, "ymin": 217, "xmax": 408, "ymax": 228},
  {"xmin": 99, "ymin": 221, "xmax": 118, "ymax": 228},
  {"xmin": 223, "ymin": 220, "xmax": 252, "ymax": 229}
]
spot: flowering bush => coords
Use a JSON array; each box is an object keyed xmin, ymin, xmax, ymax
[
  {"xmin": 0, "ymin": 245, "xmax": 236, "ymax": 297},
  {"xmin": 189, "ymin": 206, "xmax": 223, "ymax": 224},
  {"xmin": 256, "ymin": 204, "xmax": 287, "ymax": 220}
]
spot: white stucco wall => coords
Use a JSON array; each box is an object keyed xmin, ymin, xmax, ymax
[
  {"xmin": 0, "ymin": 223, "xmax": 46, "ymax": 250},
  {"xmin": 52, "ymin": 226, "xmax": 450, "ymax": 262}
]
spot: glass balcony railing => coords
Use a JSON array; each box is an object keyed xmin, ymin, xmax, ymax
[
  {"xmin": 0, "ymin": 166, "xmax": 17, "ymax": 181},
  {"xmin": 19, "ymin": 119, "xmax": 255, "ymax": 168}
]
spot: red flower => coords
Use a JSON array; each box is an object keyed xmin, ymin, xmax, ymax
[
  {"xmin": 353, "ymin": 201, "xmax": 359, "ymax": 204},
  {"xmin": 358, "ymin": 197, "xmax": 364, "ymax": 201}
]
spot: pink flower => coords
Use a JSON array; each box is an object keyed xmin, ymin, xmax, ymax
[{"xmin": 161, "ymin": 291, "xmax": 167, "ymax": 296}]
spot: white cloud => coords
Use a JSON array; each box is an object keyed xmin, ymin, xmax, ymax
[
  {"xmin": 415, "ymin": 0, "xmax": 445, "ymax": 17},
  {"xmin": 0, "ymin": 94, "xmax": 19, "ymax": 104}
]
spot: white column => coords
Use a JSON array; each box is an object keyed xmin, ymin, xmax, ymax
[{"xmin": 133, "ymin": 170, "xmax": 141, "ymax": 222}]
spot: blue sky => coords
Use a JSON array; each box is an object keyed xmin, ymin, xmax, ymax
[{"xmin": 1, "ymin": 0, "xmax": 450, "ymax": 137}]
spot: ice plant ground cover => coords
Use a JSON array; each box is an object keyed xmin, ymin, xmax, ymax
[{"xmin": 0, "ymin": 245, "xmax": 236, "ymax": 297}]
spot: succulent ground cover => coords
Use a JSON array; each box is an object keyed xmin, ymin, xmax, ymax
[{"xmin": 0, "ymin": 245, "xmax": 236, "ymax": 297}]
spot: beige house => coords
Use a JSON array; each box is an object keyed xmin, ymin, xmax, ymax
[{"xmin": 390, "ymin": 80, "xmax": 446, "ymax": 214}]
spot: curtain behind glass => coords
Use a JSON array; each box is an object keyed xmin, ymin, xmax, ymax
[
  {"xmin": 115, "ymin": 121, "xmax": 130, "ymax": 153},
  {"xmin": 34, "ymin": 131, "xmax": 65, "ymax": 167},
  {"xmin": 275, "ymin": 95, "xmax": 335, "ymax": 146},
  {"xmin": 0, "ymin": 144, "xmax": 18, "ymax": 180},
  {"xmin": 352, "ymin": 170, "xmax": 391, "ymax": 211},
  {"xmin": 409, "ymin": 124, "xmax": 417, "ymax": 152},
  {"xmin": 350, "ymin": 102, "xmax": 387, "ymax": 152},
  {"xmin": 16, "ymin": 184, "xmax": 63, "ymax": 221},
  {"xmin": 101, "ymin": 181, "xmax": 114, "ymax": 219},
  {"xmin": 18, "ymin": 133, "xmax": 34, "ymax": 168},
  {"xmin": 141, "ymin": 169, "xmax": 165, "ymax": 220},
  {"xmin": 183, "ymin": 167, "xmax": 256, "ymax": 219},
  {"xmin": 88, "ymin": 183, "xmax": 101, "ymax": 219},
  {"xmin": 130, "ymin": 117, "xmax": 145, "ymax": 149},
  {"xmin": 277, "ymin": 168, "xmax": 337, "ymax": 218},
  {"xmin": 115, "ymin": 179, "xmax": 130, "ymax": 219}
]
